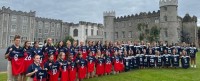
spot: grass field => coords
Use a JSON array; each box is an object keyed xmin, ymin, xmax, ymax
[{"xmin": 1, "ymin": 53, "xmax": 200, "ymax": 81}]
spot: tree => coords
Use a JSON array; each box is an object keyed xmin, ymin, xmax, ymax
[
  {"xmin": 137, "ymin": 23, "xmax": 149, "ymax": 41},
  {"xmin": 149, "ymin": 26, "xmax": 160, "ymax": 42},
  {"xmin": 63, "ymin": 36, "xmax": 75, "ymax": 45}
]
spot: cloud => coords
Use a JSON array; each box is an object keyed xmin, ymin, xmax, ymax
[{"xmin": 0, "ymin": 0, "xmax": 199, "ymax": 24}]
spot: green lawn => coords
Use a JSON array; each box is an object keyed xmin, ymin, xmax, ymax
[{"xmin": 1, "ymin": 53, "xmax": 200, "ymax": 81}]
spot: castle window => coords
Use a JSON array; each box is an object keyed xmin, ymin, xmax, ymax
[
  {"xmin": 104, "ymin": 32, "xmax": 107, "ymax": 38},
  {"xmin": 164, "ymin": 16, "xmax": 168, "ymax": 21},
  {"xmin": 97, "ymin": 30, "xmax": 99, "ymax": 35},
  {"xmin": 11, "ymin": 25, "xmax": 16, "ymax": 32},
  {"xmin": 165, "ymin": 29, "xmax": 168, "ymax": 37},
  {"xmin": 122, "ymin": 31, "xmax": 125, "ymax": 38},
  {"xmin": 22, "ymin": 26, "xmax": 27, "ymax": 33},
  {"xmin": 91, "ymin": 29, "xmax": 94, "ymax": 36},
  {"xmin": 164, "ymin": 7, "xmax": 167, "ymax": 11},
  {"xmin": 115, "ymin": 32, "xmax": 118, "ymax": 39},
  {"xmin": 85, "ymin": 29, "xmax": 88, "ymax": 35},
  {"xmin": 73, "ymin": 29, "xmax": 78, "ymax": 37},
  {"xmin": 11, "ymin": 15, "xmax": 17, "ymax": 21}
]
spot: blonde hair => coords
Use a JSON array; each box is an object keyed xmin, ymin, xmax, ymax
[{"xmin": 57, "ymin": 52, "xmax": 65, "ymax": 61}]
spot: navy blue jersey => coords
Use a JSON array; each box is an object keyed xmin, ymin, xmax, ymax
[
  {"xmin": 36, "ymin": 70, "xmax": 47, "ymax": 80},
  {"xmin": 95, "ymin": 44, "xmax": 102, "ymax": 51},
  {"xmin": 105, "ymin": 56, "xmax": 112, "ymax": 64},
  {"xmin": 152, "ymin": 46, "xmax": 159, "ymax": 54},
  {"xmin": 26, "ymin": 63, "xmax": 42, "ymax": 78},
  {"xmin": 137, "ymin": 54, "xmax": 144, "ymax": 66},
  {"xmin": 132, "ymin": 56, "xmax": 139, "ymax": 68},
  {"xmin": 163, "ymin": 54, "xmax": 171, "ymax": 66},
  {"xmin": 51, "ymin": 61, "xmax": 60, "ymax": 75},
  {"xmin": 7, "ymin": 45, "xmax": 24, "ymax": 58},
  {"xmin": 58, "ymin": 59, "xmax": 69, "ymax": 71},
  {"xmin": 80, "ymin": 46, "xmax": 88, "ymax": 53},
  {"xmin": 149, "ymin": 55, "xmax": 155, "ymax": 67},
  {"xmin": 86, "ymin": 56, "xmax": 96, "ymax": 63},
  {"xmin": 181, "ymin": 56, "xmax": 190, "ymax": 69},
  {"xmin": 124, "ymin": 56, "xmax": 131, "ymax": 71},
  {"xmin": 88, "ymin": 46, "xmax": 97, "ymax": 54},
  {"xmin": 187, "ymin": 47, "xmax": 198, "ymax": 58},
  {"xmin": 171, "ymin": 54, "xmax": 179, "ymax": 67},
  {"xmin": 69, "ymin": 60, "xmax": 77, "ymax": 70},
  {"xmin": 144, "ymin": 55, "xmax": 150, "ymax": 67},
  {"xmin": 33, "ymin": 47, "xmax": 44, "ymax": 58},
  {"xmin": 155, "ymin": 56, "xmax": 163, "ymax": 67},
  {"xmin": 57, "ymin": 46, "xmax": 67, "ymax": 54},
  {"xmin": 96, "ymin": 57, "xmax": 105, "ymax": 65},
  {"xmin": 167, "ymin": 47, "xmax": 172, "ymax": 54},
  {"xmin": 24, "ymin": 47, "xmax": 35, "ymax": 58},
  {"xmin": 76, "ymin": 58, "xmax": 87, "ymax": 68},
  {"xmin": 113, "ymin": 46, "xmax": 119, "ymax": 52},
  {"xmin": 73, "ymin": 46, "xmax": 79, "ymax": 54},
  {"xmin": 134, "ymin": 46, "xmax": 142, "ymax": 54},
  {"xmin": 44, "ymin": 45, "xmax": 56, "ymax": 55}
]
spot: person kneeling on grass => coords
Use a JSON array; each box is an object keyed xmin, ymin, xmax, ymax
[{"xmin": 26, "ymin": 55, "xmax": 47, "ymax": 81}]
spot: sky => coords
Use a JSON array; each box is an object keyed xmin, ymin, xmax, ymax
[{"xmin": 0, "ymin": 0, "xmax": 199, "ymax": 26}]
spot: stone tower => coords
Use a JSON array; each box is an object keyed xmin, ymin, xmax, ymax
[
  {"xmin": 103, "ymin": 11, "xmax": 115, "ymax": 42},
  {"xmin": 159, "ymin": 0, "xmax": 179, "ymax": 44}
]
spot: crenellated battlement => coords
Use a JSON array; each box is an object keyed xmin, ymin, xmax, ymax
[
  {"xmin": 35, "ymin": 17, "xmax": 62, "ymax": 23},
  {"xmin": 1, "ymin": 6, "xmax": 36, "ymax": 17},
  {"xmin": 103, "ymin": 11, "xmax": 115, "ymax": 17},
  {"xmin": 159, "ymin": 0, "xmax": 178, "ymax": 7},
  {"xmin": 114, "ymin": 10, "xmax": 160, "ymax": 22}
]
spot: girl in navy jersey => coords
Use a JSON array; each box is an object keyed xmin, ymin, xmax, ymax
[
  {"xmin": 104, "ymin": 50, "xmax": 112, "ymax": 75},
  {"xmin": 76, "ymin": 53, "xmax": 87, "ymax": 81},
  {"xmin": 23, "ymin": 41, "xmax": 35, "ymax": 81},
  {"xmin": 26, "ymin": 55, "xmax": 45, "ymax": 81},
  {"xmin": 171, "ymin": 49, "xmax": 179, "ymax": 68},
  {"xmin": 44, "ymin": 54, "xmax": 60, "ymax": 81},
  {"xmin": 57, "ymin": 52, "xmax": 69, "ymax": 81},
  {"xmin": 68, "ymin": 54, "xmax": 77, "ymax": 81},
  {"xmin": 44, "ymin": 38, "xmax": 57, "ymax": 62},
  {"xmin": 73, "ymin": 41, "xmax": 79, "ymax": 59},
  {"xmin": 95, "ymin": 50, "xmax": 105, "ymax": 77},
  {"xmin": 57, "ymin": 41, "xmax": 67, "ymax": 59},
  {"xmin": 33, "ymin": 41, "xmax": 45, "ymax": 68},
  {"xmin": 86, "ymin": 51, "xmax": 96, "ymax": 78},
  {"xmin": 79, "ymin": 41, "xmax": 88, "ymax": 60},
  {"xmin": 112, "ymin": 51, "xmax": 121, "ymax": 74},
  {"xmin": 181, "ymin": 50, "xmax": 190, "ymax": 69}
]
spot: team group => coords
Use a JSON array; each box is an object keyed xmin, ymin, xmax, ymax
[{"xmin": 5, "ymin": 35, "xmax": 198, "ymax": 81}]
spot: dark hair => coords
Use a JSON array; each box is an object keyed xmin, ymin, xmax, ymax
[
  {"xmin": 23, "ymin": 40, "xmax": 30, "ymax": 48},
  {"xmin": 57, "ymin": 41, "xmax": 64, "ymax": 48},
  {"xmin": 14, "ymin": 35, "xmax": 21, "ymax": 40},
  {"xmin": 34, "ymin": 41, "xmax": 39, "ymax": 46}
]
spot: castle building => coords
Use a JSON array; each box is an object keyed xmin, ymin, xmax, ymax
[
  {"xmin": 103, "ymin": 0, "xmax": 198, "ymax": 45},
  {"xmin": 0, "ymin": 6, "xmax": 103, "ymax": 48}
]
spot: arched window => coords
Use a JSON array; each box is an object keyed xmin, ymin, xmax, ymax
[{"xmin": 73, "ymin": 29, "xmax": 78, "ymax": 37}]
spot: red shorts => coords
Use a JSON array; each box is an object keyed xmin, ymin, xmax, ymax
[
  {"xmin": 105, "ymin": 63, "xmax": 112, "ymax": 73},
  {"xmin": 61, "ymin": 70, "xmax": 69, "ymax": 81},
  {"xmin": 120, "ymin": 62, "xmax": 124, "ymax": 71},
  {"xmin": 49, "ymin": 71, "xmax": 59, "ymax": 81},
  {"xmin": 96, "ymin": 64, "xmax": 105, "ymax": 75},
  {"xmin": 114, "ymin": 62, "xmax": 121, "ymax": 72},
  {"xmin": 24, "ymin": 59, "xmax": 33, "ymax": 73},
  {"xmin": 69, "ymin": 68, "xmax": 77, "ymax": 81},
  {"xmin": 82, "ymin": 52, "xmax": 87, "ymax": 59},
  {"xmin": 78, "ymin": 67, "xmax": 87, "ymax": 79},
  {"xmin": 11, "ymin": 57, "xmax": 25, "ymax": 76},
  {"xmin": 87, "ymin": 62, "xmax": 95, "ymax": 73}
]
